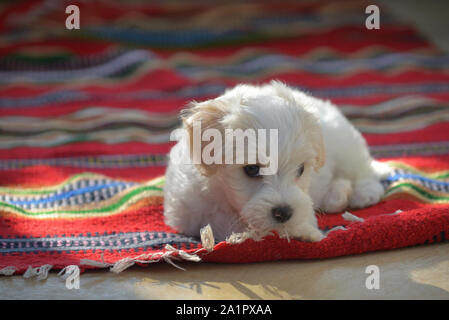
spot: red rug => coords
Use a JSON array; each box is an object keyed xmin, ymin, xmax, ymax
[{"xmin": 1, "ymin": 0, "xmax": 449, "ymax": 275}]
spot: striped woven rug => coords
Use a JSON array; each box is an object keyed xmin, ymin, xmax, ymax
[{"xmin": 1, "ymin": 0, "xmax": 449, "ymax": 276}]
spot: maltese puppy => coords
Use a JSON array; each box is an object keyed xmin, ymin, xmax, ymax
[{"xmin": 163, "ymin": 81, "xmax": 389, "ymax": 242}]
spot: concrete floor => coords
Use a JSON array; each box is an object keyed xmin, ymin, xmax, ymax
[
  {"xmin": 1, "ymin": 0, "xmax": 449, "ymax": 300},
  {"xmin": 1, "ymin": 242, "xmax": 449, "ymax": 299}
]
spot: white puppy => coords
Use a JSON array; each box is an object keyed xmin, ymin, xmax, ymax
[{"xmin": 163, "ymin": 81, "xmax": 389, "ymax": 241}]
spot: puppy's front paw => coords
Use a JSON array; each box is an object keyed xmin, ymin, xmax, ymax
[
  {"xmin": 349, "ymin": 178, "xmax": 385, "ymax": 209},
  {"xmin": 321, "ymin": 178, "xmax": 352, "ymax": 213},
  {"xmin": 291, "ymin": 224, "xmax": 325, "ymax": 242}
]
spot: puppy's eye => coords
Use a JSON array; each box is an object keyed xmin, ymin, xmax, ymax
[
  {"xmin": 298, "ymin": 163, "xmax": 305, "ymax": 177},
  {"xmin": 244, "ymin": 165, "xmax": 260, "ymax": 177}
]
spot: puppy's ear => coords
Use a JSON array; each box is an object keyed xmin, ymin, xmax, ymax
[
  {"xmin": 272, "ymin": 80, "xmax": 325, "ymax": 170},
  {"xmin": 181, "ymin": 99, "xmax": 227, "ymax": 176}
]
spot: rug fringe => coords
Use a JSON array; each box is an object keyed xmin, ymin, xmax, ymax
[
  {"xmin": 23, "ymin": 264, "xmax": 53, "ymax": 280},
  {"xmin": 78, "ymin": 226, "xmax": 214, "ymax": 273},
  {"xmin": 58, "ymin": 265, "xmax": 80, "ymax": 289},
  {"xmin": 58, "ymin": 265, "xmax": 80, "ymax": 278},
  {"xmin": 75, "ymin": 235, "xmax": 209, "ymax": 274},
  {"xmin": 0, "ymin": 266, "xmax": 16, "ymax": 276},
  {"xmin": 110, "ymin": 257, "xmax": 136, "ymax": 273},
  {"xmin": 106, "ymin": 243, "xmax": 203, "ymax": 273},
  {"xmin": 200, "ymin": 224, "xmax": 215, "ymax": 252}
]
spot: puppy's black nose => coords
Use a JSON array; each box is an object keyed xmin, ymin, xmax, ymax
[{"xmin": 271, "ymin": 206, "xmax": 293, "ymax": 223}]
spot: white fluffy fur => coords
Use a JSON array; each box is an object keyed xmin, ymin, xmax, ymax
[{"xmin": 163, "ymin": 81, "xmax": 390, "ymax": 241}]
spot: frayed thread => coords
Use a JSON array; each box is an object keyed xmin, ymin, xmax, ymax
[
  {"xmin": 325, "ymin": 226, "xmax": 347, "ymax": 236},
  {"xmin": 80, "ymin": 259, "xmax": 112, "ymax": 268},
  {"xmin": 342, "ymin": 211, "xmax": 365, "ymax": 222},
  {"xmin": 0, "ymin": 266, "xmax": 16, "ymax": 276},
  {"xmin": 23, "ymin": 264, "xmax": 53, "ymax": 280},
  {"xmin": 279, "ymin": 227, "xmax": 291, "ymax": 243},
  {"xmin": 342, "ymin": 209, "xmax": 402, "ymax": 223},
  {"xmin": 226, "ymin": 229, "xmax": 273, "ymax": 244},
  {"xmin": 383, "ymin": 209, "xmax": 403, "ymax": 216},
  {"xmin": 80, "ymin": 251, "xmax": 112, "ymax": 268}
]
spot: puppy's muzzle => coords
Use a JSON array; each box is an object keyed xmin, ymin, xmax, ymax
[{"xmin": 271, "ymin": 206, "xmax": 293, "ymax": 223}]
